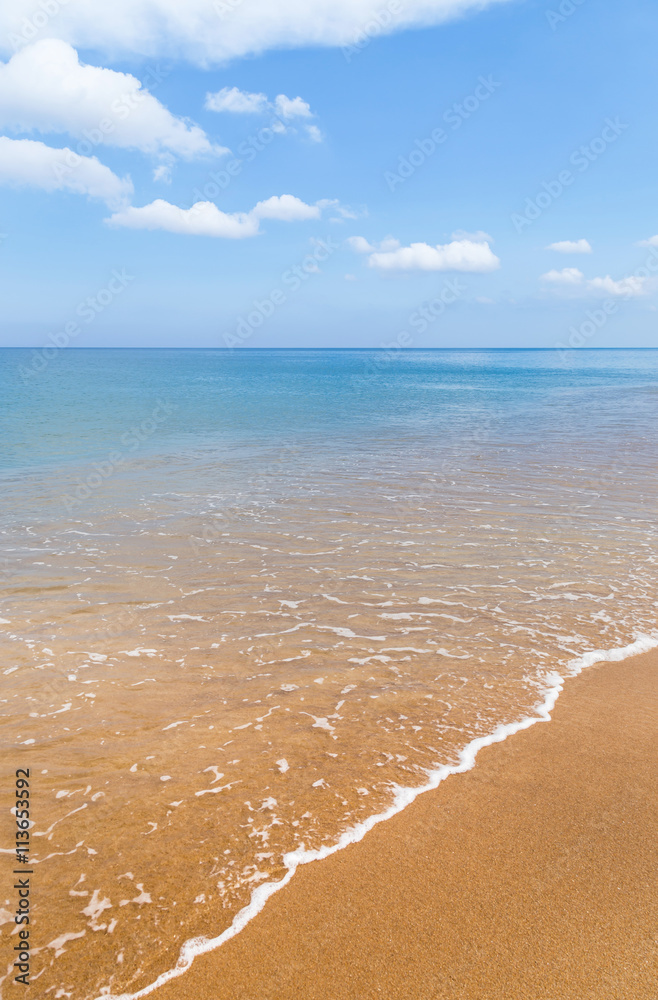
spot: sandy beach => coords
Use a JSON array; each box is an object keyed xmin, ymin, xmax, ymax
[
  {"xmin": 3, "ymin": 0, "xmax": 658, "ymax": 993},
  {"xmin": 4, "ymin": 352, "xmax": 658, "ymax": 1000},
  {"xmin": 154, "ymin": 647, "xmax": 658, "ymax": 1000}
]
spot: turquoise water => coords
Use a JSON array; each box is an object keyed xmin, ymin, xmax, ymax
[
  {"xmin": 3, "ymin": 348, "xmax": 658, "ymax": 471},
  {"xmin": 1, "ymin": 349, "xmax": 657, "ymax": 999}
]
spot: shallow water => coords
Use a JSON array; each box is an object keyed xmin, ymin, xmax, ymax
[{"xmin": 0, "ymin": 349, "xmax": 657, "ymax": 998}]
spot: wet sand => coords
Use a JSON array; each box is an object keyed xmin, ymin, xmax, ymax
[{"xmin": 155, "ymin": 647, "xmax": 658, "ymax": 1000}]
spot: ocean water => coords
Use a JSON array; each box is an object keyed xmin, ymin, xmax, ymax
[{"xmin": 1, "ymin": 348, "xmax": 657, "ymax": 998}]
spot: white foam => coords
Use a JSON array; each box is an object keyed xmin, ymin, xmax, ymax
[
  {"xmin": 96, "ymin": 633, "xmax": 658, "ymax": 1000},
  {"xmin": 202, "ymin": 766, "xmax": 224, "ymax": 784},
  {"xmin": 48, "ymin": 930, "xmax": 86, "ymax": 958},
  {"xmin": 316, "ymin": 625, "xmax": 387, "ymax": 639}
]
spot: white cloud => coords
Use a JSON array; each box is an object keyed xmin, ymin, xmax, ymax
[
  {"xmin": 206, "ymin": 86, "xmax": 321, "ymax": 142},
  {"xmin": 251, "ymin": 194, "xmax": 321, "ymax": 221},
  {"xmin": 542, "ymin": 267, "xmax": 585, "ymax": 285},
  {"xmin": 274, "ymin": 94, "xmax": 312, "ymax": 120},
  {"xmin": 107, "ymin": 193, "xmax": 327, "ymax": 237},
  {"xmin": 587, "ymin": 275, "xmax": 648, "ymax": 297},
  {"xmin": 312, "ymin": 200, "xmax": 362, "ymax": 223},
  {"xmin": 541, "ymin": 267, "xmax": 649, "ymax": 298},
  {"xmin": 107, "ymin": 200, "xmax": 259, "ymax": 238},
  {"xmin": 0, "ymin": 40, "xmax": 222, "ymax": 158},
  {"xmin": 305, "ymin": 124, "xmax": 323, "ymax": 143},
  {"xmin": 346, "ymin": 236, "xmax": 375, "ymax": 253},
  {"xmin": 637, "ymin": 235, "xmax": 658, "ymax": 248},
  {"xmin": 546, "ymin": 239, "xmax": 592, "ymax": 254},
  {"xmin": 205, "ymin": 87, "xmax": 314, "ymax": 121},
  {"xmin": 0, "ymin": 1, "xmax": 510, "ymax": 64},
  {"xmin": 153, "ymin": 164, "xmax": 172, "ymax": 183},
  {"xmin": 0, "ymin": 135, "xmax": 132, "ymax": 206},
  {"xmin": 347, "ymin": 235, "xmax": 400, "ymax": 253},
  {"xmin": 328, "ymin": 204, "xmax": 360, "ymax": 221},
  {"xmin": 353, "ymin": 237, "xmax": 500, "ymax": 272},
  {"xmin": 205, "ymin": 87, "xmax": 268, "ymax": 114}
]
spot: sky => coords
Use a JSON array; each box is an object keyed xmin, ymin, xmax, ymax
[{"xmin": 0, "ymin": 0, "xmax": 656, "ymax": 349}]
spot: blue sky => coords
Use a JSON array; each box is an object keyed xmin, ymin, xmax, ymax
[{"xmin": 0, "ymin": 0, "xmax": 656, "ymax": 348}]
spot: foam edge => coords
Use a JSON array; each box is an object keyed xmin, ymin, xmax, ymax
[{"xmin": 99, "ymin": 633, "xmax": 658, "ymax": 999}]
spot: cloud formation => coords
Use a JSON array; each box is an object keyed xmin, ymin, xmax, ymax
[
  {"xmin": 252, "ymin": 194, "xmax": 321, "ymax": 221},
  {"xmin": 541, "ymin": 267, "xmax": 648, "ymax": 298},
  {"xmin": 274, "ymin": 95, "xmax": 313, "ymax": 120},
  {"xmin": 1, "ymin": 1, "xmax": 511, "ymax": 64},
  {"xmin": 346, "ymin": 235, "xmax": 400, "ymax": 253},
  {"xmin": 305, "ymin": 124, "xmax": 323, "ymax": 143},
  {"xmin": 107, "ymin": 194, "xmax": 325, "ymax": 237},
  {"xmin": 205, "ymin": 88, "xmax": 269, "ymax": 115},
  {"xmin": 349, "ymin": 236, "xmax": 500, "ymax": 272},
  {"xmin": 0, "ymin": 40, "xmax": 222, "ymax": 158},
  {"xmin": 541, "ymin": 267, "xmax": 584, "ymax": 285},
  {"xmin": 546, "ymin": 238, "xmax": 592, "ymax": 254},
  {"xmin": 205, "ymin": 86, "xmax": 320, "ymax": 140},
  {"xmin": 0, "ymin": 135, "xmax": 132, "ymax": 206}
]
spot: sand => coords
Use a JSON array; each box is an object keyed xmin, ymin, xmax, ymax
[{"xmin": 152, "ymin": 648, "xmax": 658, "ymax": 1000}]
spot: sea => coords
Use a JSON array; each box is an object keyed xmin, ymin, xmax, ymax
[{"xmin": 1, "ymin": 348, "xmax": 657, "ymax": 998}]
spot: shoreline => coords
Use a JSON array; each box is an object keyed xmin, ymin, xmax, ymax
[{"xmin": 102, "ymin": 635, "xmax": 658, "ymax": 1000}]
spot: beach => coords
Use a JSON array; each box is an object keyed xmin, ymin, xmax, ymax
[
  {"xmin": 0, "ymin": 0, "xmax": 654, "ymax": 991},
  {"xmin": 1, "ymin": 0, "xmax": 656, "ymax": 993},
  {"xmin": 154, "ymin": 646, "xmax": 658, "ymax": 1000},
  {"xmin": 2, "ymin": 349, "xmax": 658, "ymax": 999}
]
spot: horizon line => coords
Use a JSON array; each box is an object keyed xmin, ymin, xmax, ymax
[{"xmin": 2, "ymin": 347, "xmax": 658, "ymax": 352}]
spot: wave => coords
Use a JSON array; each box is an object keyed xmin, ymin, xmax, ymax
[{"xmin": 99, "ymin": 632, "xmax": 658, "ymax": 1000}]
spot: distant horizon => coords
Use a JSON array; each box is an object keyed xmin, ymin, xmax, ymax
[
  {"xmin": 2, "ymin": 8, "xmax": 656, "ymax": 1000},
  {"xmin": 3, "ymin": 346, "xmax": 658, "ymax": 352}
]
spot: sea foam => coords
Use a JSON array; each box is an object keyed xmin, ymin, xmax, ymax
[{"xmin": 97, "ymin": 633, "xmax": 658, "ymax": 1000}]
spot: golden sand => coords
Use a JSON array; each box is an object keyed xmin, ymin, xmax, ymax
[
  {"xmin": 153, "ymin": 648, "xmax": 658, "ymax": 1000},
  {"xmin": 9, "ymin": 496, "xmax": 655, "ymax": 999}
]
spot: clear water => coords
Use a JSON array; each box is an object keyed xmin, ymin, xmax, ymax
[{"xmin": 0, "ymin": 349, "xmax": 657, "ymax": 998}]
